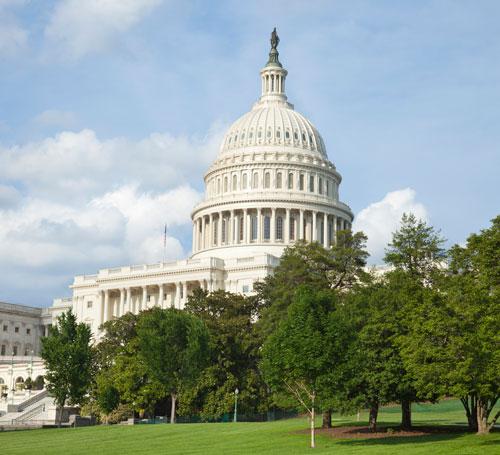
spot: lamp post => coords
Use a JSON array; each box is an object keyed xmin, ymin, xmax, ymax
[{"xmin": 233, "ymin": 388, "xmax": 239, "ymax": 423}]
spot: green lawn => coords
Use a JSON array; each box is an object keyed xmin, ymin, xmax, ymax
[{"xmin": 2, "ymin": 400, "xmax": 498, "ymax": 454}]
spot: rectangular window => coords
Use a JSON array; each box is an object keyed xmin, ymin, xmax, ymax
[
  {"xmin": 213, "ymin": 220, "xmax": 218, "ymax": 245},
  {"xmin": 222, "ymin": 219, "xmax": 226, "ymax": 243},
  {"xmin": 14, "ymin": 327, "xmax": 19, "ymax": 333},
  {"xmin": 26, "ymin": 328, "xmax": 31, "ymax": 335},
  {"xmin": 1, "ymin": 345, "xmax": 5, "ymax": 355},
  {"xmin": 2, "ymin": 325, "xmax": 7, "ymax": 332},
  {"xmin": 239, "ymin": 216, "xmax": 244, "ymax": 241},
  {"xmin": 309, "ymin": 175, "xmax": 315, "ymax": 192},
  {"xmin": 318, "ymin": 177, "xmax": 323, "ymax": 194},
  {"xmin": 276, "ymin": 172, "xmax": 282, "ymax": 189},
  {"xmin": 24, "ymin": 349, "xmax": 29, "ymax": 356},
  {"xmin": 288, "ymin": 173, "xmax": 294, "ymax": 189},
  {"xmin": 13, "ymin": 346, "xmax": 18, "ymax": 356},
  {"xmin": 242, "ymin": 285, "xmax": 249, "ymax": 293},
  {"xmin": 299, "ymin": 174, "xmax": 304, "ymax": 191},
  {"xmin": 263, "ymin": 216, "xmax": 271, "ymax": 240},
  {"xmin": 87, "ymin": 301, "xmax": 93, "ymax": 308},
  {"xmin": 251, "ymin": 216, "xmax": 258, "ymax": 241},
  {"xmin": 290, "ymin": 218, "xmax": 295, "ymax": 240},
  {"xmin": 276, "ymin": 216, "xmax": 283, "ymax": 240}
]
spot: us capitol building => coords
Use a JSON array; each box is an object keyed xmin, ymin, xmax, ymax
[{"xmin": 0, "ymin": 31, "xmax": 352, "ymax": 422}]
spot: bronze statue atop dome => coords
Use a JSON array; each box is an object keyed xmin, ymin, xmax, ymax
[{"xmin": 270, "ymin": 27, "xmax": 279, "ymax": 50}]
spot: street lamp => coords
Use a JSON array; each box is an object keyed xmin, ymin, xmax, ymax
[{"xmin": 233, "ymin": 388, "xmax": 239, "ymax": 423}]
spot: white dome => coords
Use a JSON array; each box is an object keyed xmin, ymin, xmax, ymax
[{"xmin": 219, "ymin": 104, "xmax": 327, "ymax": 158}]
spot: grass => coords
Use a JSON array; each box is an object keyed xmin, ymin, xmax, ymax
[{"xmin": 1, "ymin": 400, "xmax": 498, "ymax": 454}]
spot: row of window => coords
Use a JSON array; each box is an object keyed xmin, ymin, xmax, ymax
[
  {"xmin": 2, "ymin": 324, "xmax": 31, "ymax": 335},
  {"xmin": 227, "ymin": 129, "xmax": 314, "ymax": 146},
  {"xmin": 209, "ymin": 171, "xmax": 338, "ymax": 198},
  {"xmin": 0, "ymin": 344, "xmax": 34, "ymax": 356}
]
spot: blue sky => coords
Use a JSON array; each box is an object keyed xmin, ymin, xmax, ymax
[{"xmin": 0, "ymin": 0, "xmax": 499, "ymax": 306}]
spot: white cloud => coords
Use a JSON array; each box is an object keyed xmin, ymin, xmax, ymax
[
  {"xmin": 45, "ymin": 0, "xmax": 163, "ymax": 60},
  {"xmin": 0, "ymin": 126, "xmax": 219, "ymax": 305},
  {"xmin": 33, "ymin": 109, "xmax": 78, "ymax": 129},
  {"xmin": 353, "ymin": 188, "xmax": 428, "ymax": 264}
]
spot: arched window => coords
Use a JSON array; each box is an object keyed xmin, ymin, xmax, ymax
[
  {"xmin": 232, "ymin": 175, "xmax": 237, "ymax": 191},
  {"xmin": 318, "ymin": 177, "xmax": 323, "ymax": 194},
  {"xmin": 251, "ymin": 216, "xmax": 258, "ymax": 241},
  {"xmin": 276, "ymin": 130, "xmax": 281, "ymax": 139},
  {"xmin": 253, "ymin": 172, "xmax": 259, "ymax": 189},
  {"xmin": 289, "ymin": 217, "xmax": 295, "ymax": 240},
  {"xmin": 224, "ymin": 176, "xmax": 228, "ymax": 192},
  {"xmin": 285, "ymin": 130, "xmax": 290, "ymax": 139},
  {"xmin": 276, "ymin": 172, "xmax": 282, "ymax": 189},
  {"xmin": 276, "ymin": 216, "xmax": 283, "ymax": 240},
  {"xmin": 263, "ymin": 216, "xmax": 271, "ymax": 240},
  {"xmin": 299, "ymin": 174, "xmax": 305, "ymax": 191},
  {"xmin": 264, "ymin": 172, "xmax": 271, "ymax": 189},
  {"xmin": 326, "ymin": 180, "xmax": 330, "ymax": 196},
  {"xmin": 288, "ymin": 173, "xmax": 294, "ymax": 189},
  {"xmin": 309, "ymin": 175, "xmax": 315, "ymax": 192},
  {"xmin": 242, "ymin": 173, "xmax": 248, "ymax": 189}
]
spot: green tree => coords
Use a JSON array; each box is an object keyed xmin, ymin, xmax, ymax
[
  {"xmin": 96, "ymin": 378, "xmax": 120, "ymax": 423},
  {"xmin": 41, "ymin": 310, "xmax": 93, "ymax": 426},
  {"xmin": 136, "ymin": 307, "xmax": 210, "ymax": 423},
  {"xmin": 383, "ymin": 213, "xmax": 447, "ymax": 429},
  {"xmin": 384, "ymin": 212, "xmax": 446, "ymax": 282},
  {"xmin": 400, "ymin": 216, "xmax": 500, "ymax": 434},
  {"xmin": 256, "ymin": 232, "xmax": 369, "ymax": 341},
  {"xmin": 261, "ymin": 288, "xmax": 336, "ymax": 448},
  {"xmin": 184, "ymin": 289, "xmax": 267, "ymax": 420}
]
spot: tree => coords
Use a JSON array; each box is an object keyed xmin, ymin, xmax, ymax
[
  {"xmin": 383, "ymin": 213, "xmax": 447, "ymax": 429},
  {"xmin": 136, "ymin": 307, "xmax": 210, "ymax": 423},
  {"xmin": 400, "ymin": 216, "xmax": 500, "ymax": 434},
  {"xmin": 261, "ymin": 288, "xmax": 336, "ymax": 448},
  {"xmin": 184, "ymin": 289, "xmax": 267, "ymax": 420},
  {"xmin": 256, "ymin": 232, "xmax": 369, "ymax": 340},
  {"xmin": 41, "ymin": 310, "xmax": 93, "ymax": 426},
  {"xmin": 384, "ymin": 212, "xmax": 446, "ymax": 282},
  {"xmin": 96, "ymin": 378, "xmax": 120, "ymax": 424}
]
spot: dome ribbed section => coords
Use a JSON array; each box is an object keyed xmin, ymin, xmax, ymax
[{"xmin": 219, "ymin": 105, "xmax": 327, "ymax": 158}]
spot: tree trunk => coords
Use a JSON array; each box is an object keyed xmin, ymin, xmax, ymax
[
  {"xmin": 170, "ymin": 393, "xmax": 176, "ymax": 424},
  {"xmin": 369, "ymin": 401, "xmax": 379, "ymax": 432},
  {"xmin": 310, "ymin": 406, "xmax": 315, "ymax": 449},
  {"xmin": 476, "ymin": 398, "xmax": 493, "ymax": 435},
  {"xmin": 322, "ymin": 409, "xmax": 332, "ymax": 428},
  {"xmin": 460, "ymin": 394, "xmax": 478, "ymax": 432},
  {"xmin": 57, "ymin": 404, "xmax": 63, "ymax": 428},
  {"xmin": 401, "ymin": 399, "xmax": 412, "ymax": 430}
]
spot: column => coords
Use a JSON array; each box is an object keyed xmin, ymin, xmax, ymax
[
  {"xmin": 142, "ymin": 287, "xmax": 147, "ymax": 312},
  {"xmin": 312, "ymin": 211, "xmax": 317, "ymax": 242},
  {"xmin": 299, "ymin": 209, "xmax": 304, "ymax": 240},
  {"xmin": 257, "ymin": 208, "xmax": 262, "ymax": 243},
  {"xmin": 285, "ymin": 208, "xmax": 290, "ymax": 243},
  {"xmin": 201, "ymin": 216, "xmax": 206, "ymax": 250},
  {"xmin": 158, "ymin": 284, "xmax": 164, "ymax": 309},
  {"xmin": 192, "ymin": 222, "xmax": 196, "ymax": 253},
  {"xmin": 175, "ymin": 282, "xmax": 181, "ymax": 308},
  {"xmin": 333, "ymin": 215, "xmax": 338, "ymax": 245},
  {"xmin": 119, "ymin": 289, "xmax": 125, "ymax": 317},
  {"xmin": 218, "ymin": 212, "xmax": 223, "ymax": 246},
  {"xmin": 103, "ymin": 290, "xmax": 110, "ymax": 323},
  {"xmin": 182, "ymin": 282, "xmax": 188, "ymax": 308},
  {"xmin": 271, "ymin": 208, "xmax": 276, "ymax": 242},
  {"xmin": 323, "ymin": 213, "xmax": 329, "ymax": 249},
  {"xmin": 126, "ymin": 288, "xmax": 131, "ymax": 314},
  {"xmin": 243, "ymin": 209, "xmax": 248, "ymax": 243},
  {"xmin": 230, "ymin": 210, "xmax": 235, "ymax": 244}
]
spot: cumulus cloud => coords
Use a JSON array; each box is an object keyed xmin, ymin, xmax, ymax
[
  {"xmin": 0, "ymin": 126, "xmax": 219, "ymax": 305},
  {"xmin": 353, "ymin": 188, "xmax": 428, "ymax": 264},
  {"xmin": 45, "ymin": 0, "xmax": 163, "ymax": 60}
]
